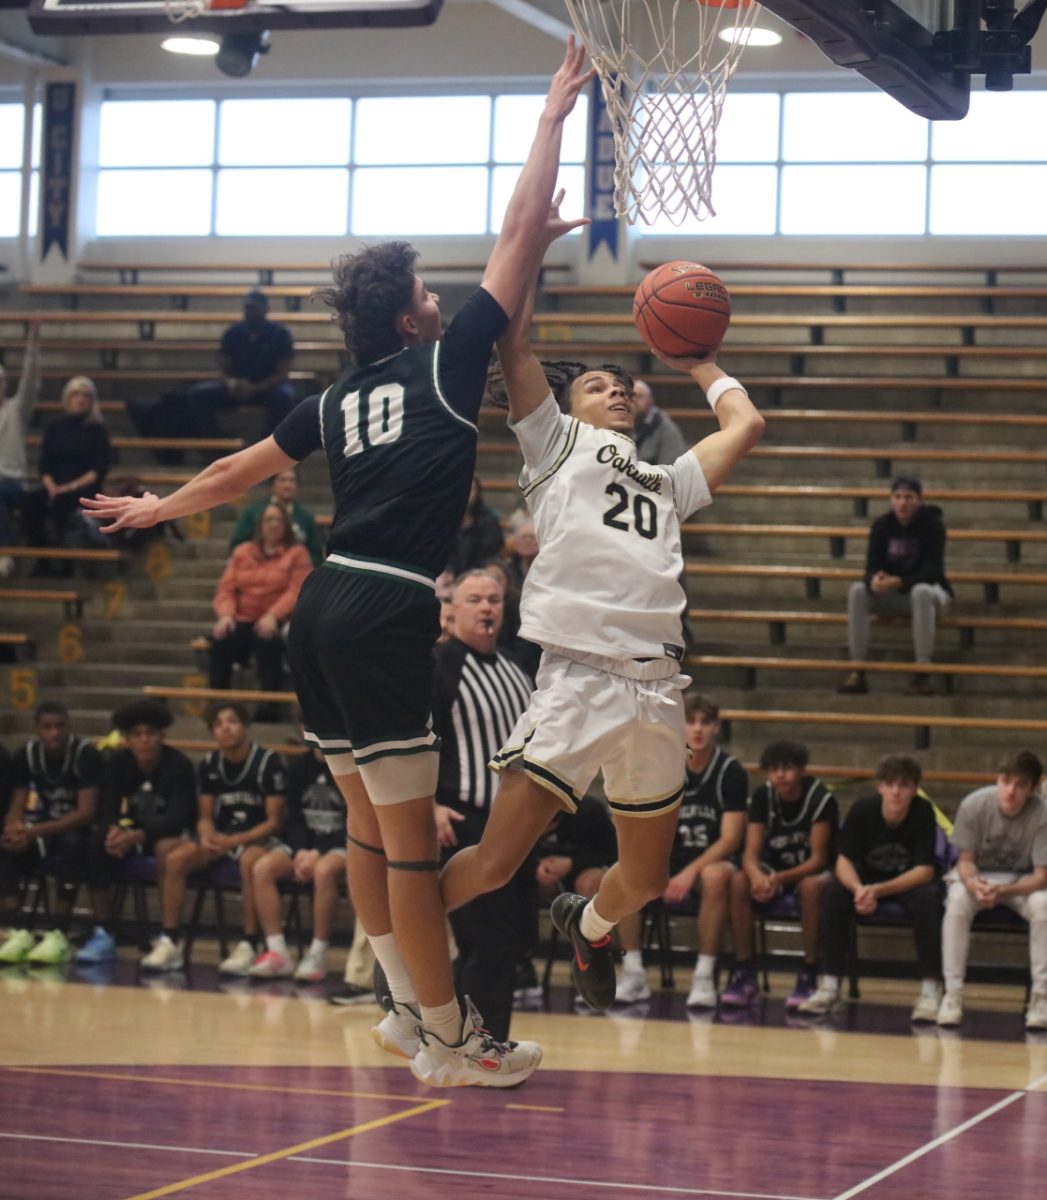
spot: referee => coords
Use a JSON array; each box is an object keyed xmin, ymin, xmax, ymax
[{"xmin": 433, "ymin": 569, "xmax": 535, "ymax": 1041}]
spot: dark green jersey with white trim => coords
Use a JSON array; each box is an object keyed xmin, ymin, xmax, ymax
[{"xmin": 273, "ymin": 288, "xmax": 507, "ymax": 578}]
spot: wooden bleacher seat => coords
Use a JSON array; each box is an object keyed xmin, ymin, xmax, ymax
[
  {"xmin": 683, "ymin": 562, "xmax": 1047, "ymax": 604},
  {"xmin": 711, "ymin": 484, "xmax": 1047, "ymax": 522},
  {"xmin": 648, "ymin": 374, "xmax": 1047, "ymax": 395},
  {"xmin": 35, "ymin": 367, "xmax": 319, "ymax": 387},
  {"xmin": 636, "ymin": 261, "xmax": 1047, "ymax": 285},
  {"xmin": 686, "ymin": 607, "xmax": 1047, "ymax": 650},
  {"xmin": 661, "ymin": 407, "xmax": 1047, "ymax": 430},
  {"xmin": 529, "ymin": 311, "xmax": 1047, "ymax": 333},
  {"xmin": 74, "ymin": 260, "xmax": 570, "ymax": 284},
  {"xmin": 544, "ymin": 281, "xmax": 1047, "ymax": 301},
  {"xmin": 717, "ymin": 707, "xmax": 1047, "ymax": 751},
  {"xmin": 688, "ymin": 653, "xmax": 1047, "ymax": 688},
  {"xmin": 25, "ymin": 434, "xmax": 242, "ymax": 453},
  {"xmin": 0, "ymin": 588, "xmax": 83, "ymax": 617},
  {"xmin": 0, "ymin": 545, "xmax": 120, "ymax": 564},
  {"xmin": 144, "ymin": 684, "xmax": 297, "ymax": 704},
  {"xmin": 683, "ymin": 521, "xmax": 1047, "ymax": 564}
]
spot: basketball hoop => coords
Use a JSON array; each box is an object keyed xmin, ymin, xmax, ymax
[{"xmin": 565, "ymin": 0, "xmax": 763, "ymax": 225}]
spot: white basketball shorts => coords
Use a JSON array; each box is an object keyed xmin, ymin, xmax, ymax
[{"xmin": 490, "ymin": 652, "xmax": 689, "ymax": 818}]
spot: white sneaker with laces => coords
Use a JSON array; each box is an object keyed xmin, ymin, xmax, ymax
[
  {"xmin": 293, "ymin": 947, "xmax": 328, "ymax": 983},
  {"xmin": 410, "ymin": 997, "xmax": 542, "ymax": 1088},
  {"xmin": 798, "ymin": 984, "xmax": 841, "ymax": 1016},
  {"xmin": 140, "ymin": 935, "xmax": 184, "ymax": 972},
  {"xmin": 911, "ymin": 985, "xmax": 942, "ymax": 1024},
  {"xmin": 615, "ymin": 967, "xmax": 652, "ymax": 1004},
  {"xmin": 686, "ymin": 973, "xmax": 716, "ymax": 1009},
  {"xmin": 247, "ymin": 949, "xmax": 294, "ymax": 979},
  {"xmin": 371, "ymin": 1000, "xmax": 423, "ymax": 1059},
  {"xmin": 218, "ymin": 940, "xmax": 258, "ymax": 976},
  {"xmin": 1025, "ymin": 990, "xmax": 1047, "ymax": 1031},
  {"xmin": 937, "ymin": 989, "xmax": 964, "ymax": 1027}
]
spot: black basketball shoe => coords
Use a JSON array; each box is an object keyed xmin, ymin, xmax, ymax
[{"xmin": 550, "ymin": 892, "xmax": 616, "ymax": 1011}]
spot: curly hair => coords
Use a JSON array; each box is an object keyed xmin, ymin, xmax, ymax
[
  {"xmin": 112, "ymin": 699, "xmax": 174, "ymax": 734},
  {"xmin": 485, "ymin": 359, "xmax": 634, "ymax": 413},
  {"xmin": 313, "ymin": 241, "xmax": 419, "ymax": 365}
]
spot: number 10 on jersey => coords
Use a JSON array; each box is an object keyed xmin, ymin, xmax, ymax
[{"xmin": 341, "ymin": 384, "xmax": 405, "ymax": 457}]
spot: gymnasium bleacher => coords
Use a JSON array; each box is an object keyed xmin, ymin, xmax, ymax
[{"xmin": 4, "ymin": 261, "xmax": 1047, "ymax": 812}]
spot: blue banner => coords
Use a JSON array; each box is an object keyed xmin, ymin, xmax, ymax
[
  {"xmin": 586, "ymin": 78, "xmax": 618, "ymax": 260},
  {"xmin": 42, "ymin": 81, "xmax": 75, "ymax": 261}
]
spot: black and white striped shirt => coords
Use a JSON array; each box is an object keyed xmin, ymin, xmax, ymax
[{"xmin": 432, "ymin": 638, "xmax": 533, "ymax": 813}]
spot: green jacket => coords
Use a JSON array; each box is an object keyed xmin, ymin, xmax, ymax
[{"xmin": 230, "ymin": 498, "xmax": 324, "ymax": 566}]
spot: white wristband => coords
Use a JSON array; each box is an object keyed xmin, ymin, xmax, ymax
[{"xmin": 705, "ymin": 375, "xmax": 747, "ymax": 410}]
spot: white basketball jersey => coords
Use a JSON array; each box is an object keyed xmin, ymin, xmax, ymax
[{"xmin": 511, "ymin": 394, "xmax": 712, "ymax": 663}]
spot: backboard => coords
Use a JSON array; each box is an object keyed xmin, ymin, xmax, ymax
[
  {"xmin": 761, "ymin": 0, "xmax": 1044, "ymax": 120},
  {"xmin": 27, "ymin": 0, "xmax": 443, "ymax": 36}
]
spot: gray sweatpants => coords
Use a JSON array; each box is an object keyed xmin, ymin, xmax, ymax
[
  {"xmin": 847, "ymin": 581, "xmax": 951, "ymax": 662},
  {"xmin": 942, "ymin": 873, "xmax": 1047, "ymax": 993}
]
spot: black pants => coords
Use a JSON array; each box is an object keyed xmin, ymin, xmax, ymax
[
  {"xmin": 188, "ymin": 381, "xmax": 296, "ymax": 440},
  {"xmin": 0, "ymin": 827, "xmax": 93, "ymax": 922},
  {"xmin": 821, "ymin": 878, "xmax": 943, "ymax": 979},
  {"xmin": 209, "ymin": 622, "xmax": 285, "ymax": 692},
  {"xmin": 444, "ymin": 809, "xmax": 538, "ymax": 1043},
  {"xmin": 21, "ymin": 488, "xmax": 87, "ymax": 550}
]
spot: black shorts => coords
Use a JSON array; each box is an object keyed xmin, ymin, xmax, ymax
[{"xmin": 287, "ymin": 561, "xmax": 440, "ymax": 771}]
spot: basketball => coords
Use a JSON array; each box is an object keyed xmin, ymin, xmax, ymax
[{"xmin": 632, "ymin": 261, "xmax": 731, "ymax": 358}]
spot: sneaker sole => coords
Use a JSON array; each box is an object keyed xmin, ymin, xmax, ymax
[
  {"xmin": 370, "ymin": 1024, "xmax": 419, "ymax": 1060},
  {"xmin": 409, "ymin": 1049, "xmax": 541, "ymax": 1089}
]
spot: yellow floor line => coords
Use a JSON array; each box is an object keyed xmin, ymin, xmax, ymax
[{"xmin": 124, "ymin": 1099, "xmax": 447, "ymax": 1200}]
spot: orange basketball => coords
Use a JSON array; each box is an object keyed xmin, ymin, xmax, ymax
[{"xmin": 632, "ymin": 261, "xmax": 731, "ymax": 358}]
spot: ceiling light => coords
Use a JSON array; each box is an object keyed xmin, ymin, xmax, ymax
[
  {"xmin": 161, "ymin": 36, "xmax": 220, "ymax": 56},
  {"xmin": 719, "ymin": 26, "xmax": 783, "ymax": 47}
]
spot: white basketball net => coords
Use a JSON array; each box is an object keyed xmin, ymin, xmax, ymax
[
  {"xmin": 565, "ymin": 0, "xmax": 763, "ymax": 225},
  {"xmin": 164, "ymin": 0, "xmax": 210, "ymax": 23}
]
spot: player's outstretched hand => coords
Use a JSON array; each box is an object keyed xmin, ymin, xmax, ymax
[
  {"xmin": 544, "ymin": 35, "xmax": 596, "ymax": 122},
  {"xmin": 81, "ymin": 491, "xmax": 162, "ymax": 533},
  {"xmin": 541, "ymin": 187, "xmax": 590, "ymax": 247}
]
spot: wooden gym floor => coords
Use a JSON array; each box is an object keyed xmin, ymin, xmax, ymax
[{"xmin": 1, "ymin": 960, "xmax": 1045, "ymax": 1200}]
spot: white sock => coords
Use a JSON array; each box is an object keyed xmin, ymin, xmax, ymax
[
  {"xmin": 420, "ymin": 998, "xmax": 462, "ymax": 1046},
  {"xmin": 921, "ymin": 978, "xmax": 942, "ymax": 998},
  {"xmin": 821, "ymin": 974, "xmax": 841, "ymax": 994},
  {"xmin": 695, "ymin": 954, "xmax": 716, "ymax": 981},
  {"xmin": 265, "ymin": 934, "xmax": 288, "ymax": 957},
  {"xmin": 308, "ymin": 938, "xmax": 328, "ymax": 957},
  {"xmin": 369, "ymin": 932, "xmax": 418, "ymax": 1006},
  {"xmin": 579, "ymin": 900, "xmax": 615, "ymax": 943},
  {"xmin": 623, "ymin": 950, "xmax": 644, "ymax": 973}
]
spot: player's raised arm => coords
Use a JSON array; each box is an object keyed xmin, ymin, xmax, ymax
[
  {"xmin": 496, "ymin": 189, "xmax": 588, "ymax": 423},
  {"xmin": 481, "ymin": 38, "xmax": 593, "ymax": 321},
  {"xmin": 81, "ymin": 435, "xmax": 298, "ymax": 533},
  {"xmin": 656, "ymin": 353, "xmax": 766, "ymax": 493}
]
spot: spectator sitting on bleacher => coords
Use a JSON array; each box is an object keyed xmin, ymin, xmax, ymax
[
  {"xmin": 246, "ymin": 739, "xmax": 349, "ymax": 983},
  {"xmin": 633, "ymin": 379, "xmax": 688, "ymax": 466},
  {"xmin": 140, "ymin": 701, "xmax": 286, "ymax": 974},
  {"xmin": 189, "ymin": 289, "xmax": 296, "ymax": 443},
  {"xmin": 729, "ymin": 740, "xmax": 838, "ymax": 1011},
  {"xmin": 617, "ymin": 692, "xmax": 747, "ymax": 1011},
  {"xmin": 229, "ymin": 467, "xmax": 323, "ymax": 567},
  {"xmin": 839, "ymin": 476, "xmax": 951, "ymax": 698},
  {"xmin": 0, "ymin": 318, "xmax": 41, "ymax": 574},
  {"xmin": 209, "ymin": 503, "xmax": 311, "ymax": 721},
  {"xmin": 0, "ymin": 701, "xmax": 103, "ymax": 966},
  {"xmin": 446, "ymin": 475, "xmax": 503, "ymax": 577},
  {"xmin": 799, "ymin": 753, "xmax": 943, "ymax": 1022},
  {"xmin": 938, "ymin": 750, "xmax": 1047, "ymax": 1031},
  {"xmin": 76, "ymin": 700, "xmax": 197, "ymax": 965},
  {"xmin": 22, "ymin": 375, "xmax": 111, "ymax": 576},
  {"xmin": 518, "ymin": 794, "xmax": 618, "ymax": 1004}
]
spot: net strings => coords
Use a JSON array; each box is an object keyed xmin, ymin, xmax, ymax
[{"xmin": 566, "ymin": 0, "xmax": 762, "ymax": 224}]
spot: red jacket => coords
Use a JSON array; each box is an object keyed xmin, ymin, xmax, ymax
[{"xmin": 213, "ymin": 541, "xmax": 311, "ymax": 624}]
